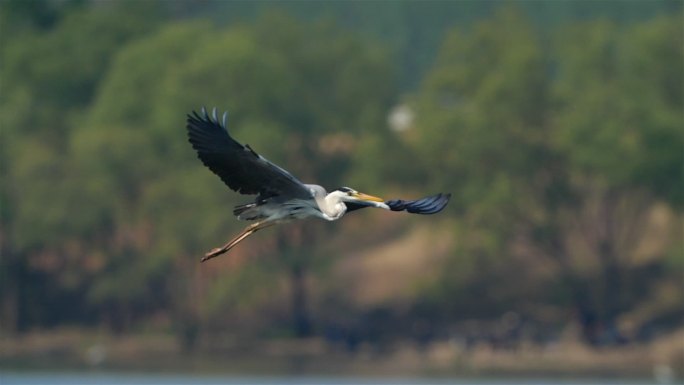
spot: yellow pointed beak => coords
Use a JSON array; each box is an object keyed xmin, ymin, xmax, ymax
[{"xmin": 353, "ymin": 192, "xmax": 384, "ymax": 202}]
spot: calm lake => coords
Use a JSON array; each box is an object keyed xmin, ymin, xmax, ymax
[{"xmin": 0, "ymin": 372, "xmax": 672, "ymax": 385}]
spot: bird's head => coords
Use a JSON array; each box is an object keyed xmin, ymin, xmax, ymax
[{"xmin": 331, "ymin": 186, "xmax": 389, "ymax": 209}]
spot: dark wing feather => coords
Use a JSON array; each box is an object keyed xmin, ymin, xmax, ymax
[
  {"xmin": 344, "ymin": 193, "xmax": 451, "ymax": 215},
  {"xmin": 187, "ymin": 107, "xmax": 311, "ymax": 199},
  {"xmin": 386, "ymin": 193, "xmax": 451, "ymax": 215}
]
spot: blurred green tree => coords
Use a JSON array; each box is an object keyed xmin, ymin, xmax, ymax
[
  {"xmin": 2, "ymin": 0, "xmax": 680, "ymax": 352},
  {"xmin": 76, "ymin": 12, "xmax": 395, "ymax": 342},
  {"xmin": 408, "ymin": 6, "xmax": 554, "ymax": 324},
  {"xmin": 550, "ymin": 16, "xmax": 683, "ymax": 341},
  {"xmin": 409, "ymin": 9, "xmax": 682, "ymax": 344},
  {"xmin": 0, "ymin": 1, "xmax": 161, "ymax": 332}
]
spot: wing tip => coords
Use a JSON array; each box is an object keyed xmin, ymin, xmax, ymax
[
  {"xmin": 187, "ymin": 106, "xmax": 229, "ymax": 130},
  {"xmin": 387, "ymin": 192, "xmax": 451, "ymax": 214}
]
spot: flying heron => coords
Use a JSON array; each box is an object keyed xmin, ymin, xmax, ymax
[{"xmin": 187, "ymin": 108, "xmax": 451, "ymax": 262}]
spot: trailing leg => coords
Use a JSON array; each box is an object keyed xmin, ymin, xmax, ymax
[{"xmin": 201, "ymin": 221, "xmax": 274, "ymax": 263}]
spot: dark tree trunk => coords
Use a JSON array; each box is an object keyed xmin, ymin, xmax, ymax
[
  {"xmin": 290, "ymin": 263, "xmax": 312, "ymax": 338},
  {"xmin": 567, "ymin": 274, "xmax": 600, "ymax": 345},
  {"xmin": 595, "ymin": 191, "xmax": 627, "ymax": 345},
  {"xmin": 0, "ymin": 261, "xmax": 21, "ymax": 333},
  {"xmin": 542, "ymin": 226, "xmax": 603, "ymax": 345}
]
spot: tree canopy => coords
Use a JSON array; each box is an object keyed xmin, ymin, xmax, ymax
[{"xmin": 1, "ymin": 1, "xmax": 681, "ymax": 352}]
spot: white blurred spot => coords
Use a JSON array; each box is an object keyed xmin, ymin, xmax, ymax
[
  {"xmin": 654, "ymin": 364, "xmax": 674, "ymax": 384},
  {"xmin": 85, "ymin": 344, "xmax": 107, "ymax": 366},
  {"xmin": 388, "ymin": 104, "xmax": 414, "ymax": 133}
]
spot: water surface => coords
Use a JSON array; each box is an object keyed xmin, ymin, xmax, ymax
[{"xmin": 0, "ymin": 372, "xmax": 671, "ymax": 385}]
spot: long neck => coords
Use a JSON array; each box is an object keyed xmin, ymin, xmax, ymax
[{"xmin": 317, "ymin": 193, "xmax": 346, "ymax": 221}]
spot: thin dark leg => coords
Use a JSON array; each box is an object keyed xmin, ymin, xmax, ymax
[{"xmin": 201, "ymin": 221, "xmax": 274, "ymax": 263}]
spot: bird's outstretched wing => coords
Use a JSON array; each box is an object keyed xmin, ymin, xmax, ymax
[
  {"xmin": 345, "ymin": 193, "xmax": 451, "ymax": 215},
  {"xmin": 386, "ymin": 193, "xmax": 451, "ymax": 214},
  {"xmin": 187, "ymin": 108, "xmax": 312, "ymax": 200}
]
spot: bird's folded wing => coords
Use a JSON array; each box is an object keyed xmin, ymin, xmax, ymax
[
  {"xmin": 385, "ymin": 193, "xmax": 451, "ymax": 214},
  {"xmin": 187, "ymin": 108, "xmax": 312, "ymax": 200}
]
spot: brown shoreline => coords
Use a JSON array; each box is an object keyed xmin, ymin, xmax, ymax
[{"xmin": 1, "ymin": 329, "xmax": 682, "ymax": 381}]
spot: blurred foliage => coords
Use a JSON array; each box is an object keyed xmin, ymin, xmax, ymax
[
  {"xmin": 0, "ymin": 0, "xmax": 681, "ymax": 351},
  {"xmin": 405, "ymin": 8, "xmax": 683, "ymax": 344}
]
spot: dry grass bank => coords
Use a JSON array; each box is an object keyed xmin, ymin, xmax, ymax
[{"xmin": 1, "ymin": 328, "xmax": 682, "ymax": 381}]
